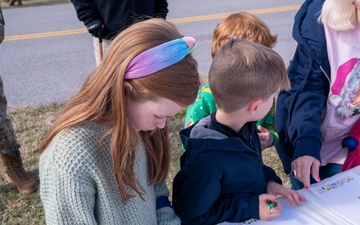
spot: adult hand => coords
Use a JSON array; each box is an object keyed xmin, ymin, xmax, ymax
[
  {"xmin": 291, "ymin": 155, "xmax": 321, "ymax": 189},
  {"xmin": 87, "ymin": 19, "xmax": 104, "ymax": 38},
  {"xmin": 259, "ymin": 194, "xmax": 281, "ymax": 221}
]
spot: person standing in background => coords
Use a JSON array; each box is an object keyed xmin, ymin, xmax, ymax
[
  {"xmin": 2, "ymin": 0, "xmax": 23, "ymax": 6},
  {"xmin": 70, "ymin": 0, "xmax": 168, "ymax": 66},
  {"xmin": 184, "ymin": 12, "xmax": 279, "ymax": 150},
  {"xmin": 0, "ymin": 6, "xmax": 38, "ymax": 195},
  {"xmin": 275, "ymin": 0, "xmax": 360, "ymax": 190}
]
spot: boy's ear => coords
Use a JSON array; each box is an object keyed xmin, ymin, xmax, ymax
[{"xmin": 248, "ymin": 98, "xmax": 262, "ymax": 118}]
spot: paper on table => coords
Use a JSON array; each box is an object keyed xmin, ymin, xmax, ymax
[
  {"xmin": 217, "ymin": 167, "xmax": 360, "ymax": 225},
  {"xmin": 309, "ymin": 170, "xmax": 360, "ymax": 224},
  {"xmin": 217, "ymin": 197, "xmax": 322, "ymax": 225}
]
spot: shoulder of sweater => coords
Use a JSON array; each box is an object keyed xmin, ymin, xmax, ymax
[
  {"xmin": 57, "ymin": 123, "xmax": 108, "ymax": 150},
  {"xmin": 40, "ymin": 123, "xmax": 111, "ymax": 173}
]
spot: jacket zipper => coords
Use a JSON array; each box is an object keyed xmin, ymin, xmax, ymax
[
  {"xmin": 249, "ymin": 134, "xmax": 263, "ymax": 167},
  {"xmin": 320, "ymin": 65, "xmax": 330, "ymax": 84}
]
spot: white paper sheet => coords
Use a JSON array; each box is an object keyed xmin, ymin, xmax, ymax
[
  {"xmin": 309, "ymin": 170, "xmax": 360, "ymax": 224},
  {"xmin": 217, "ymin": 198, "xmax": 322, "ymax": 225},
  {"xmin": 216, "ymin": 167, "xmax": 360, "ymax": 225}
]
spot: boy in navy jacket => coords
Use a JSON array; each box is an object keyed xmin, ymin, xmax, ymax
[{"xmin": 172, "ymin": 39, "xmax": 306, "ymax": 225}]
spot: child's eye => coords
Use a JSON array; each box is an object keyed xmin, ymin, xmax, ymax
[{"xmin": 155, "ymin": 115, "xmax": 162, "ymax": 119}]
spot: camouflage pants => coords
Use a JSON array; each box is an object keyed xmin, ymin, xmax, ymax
[{"xmin": 0, "ymin": 76, "xmax": 20, "ymax": 155}]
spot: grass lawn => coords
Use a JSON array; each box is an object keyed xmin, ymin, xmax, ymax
[{"xmin": 0, "ymin": 103, "xmax": 289, "ymax": 224}]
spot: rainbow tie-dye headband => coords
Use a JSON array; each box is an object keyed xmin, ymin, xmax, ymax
[{"xmin": 124, "ymin": 36, "xmax": 197, "ymax": 79}]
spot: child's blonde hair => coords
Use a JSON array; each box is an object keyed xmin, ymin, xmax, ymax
[
  {"xmin": 209, "ymin": 39, "xmax": 290, "ymax": 113},
  {"xmin": 319, "ymin": 0, "xmax": 359, "ymax": 31},
  {"xmin": 211, "ymin": 12, "xmax": 277, "ymax": 58}
]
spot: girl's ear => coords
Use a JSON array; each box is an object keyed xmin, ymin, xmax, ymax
[
  {"xmin": 248, "ymin": 98, "xmax": 262, "ymax": 118},
  {"xmin": 123, "ymin": 81, "xmax": 134, "ymax": 98},
  {"xmin": 124, "ymin": 81, "xmax": 133, "ymax": 91}
]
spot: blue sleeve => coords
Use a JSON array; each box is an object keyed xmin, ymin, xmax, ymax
[
  {"xmin": 154, "ymin": 183, "xmax": 181, "ymax": 224},
  {"xmin": 262, "ymin": 164, "xmax": 282, "ymax": 185},
  {"xmin": 277, "ymin": 0, "xmax": 329, "ymax": 162},
  {"xmin": 287, "ymin": 56, "xmax": 328, "ymax": 161},
  {"xmin": 173, "ymin": 164, "xmax": 259, "ymax": 225}
]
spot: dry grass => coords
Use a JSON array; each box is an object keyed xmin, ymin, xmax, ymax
[
  {"xmin": 0, "ymin": 101, "xmax": 289, "ymax": 224},
  {"xmin": 0, "ymin": 103, "xmax": 63, "ymax": 225}
]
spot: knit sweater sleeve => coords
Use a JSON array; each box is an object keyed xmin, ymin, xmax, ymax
[
  {"xmin": 40, "ymin": 139, "xmax": 98, "ymax": 224},
  {"xmin": 155, "ymin": 183, "xmax": 181, "ymax": 225}
]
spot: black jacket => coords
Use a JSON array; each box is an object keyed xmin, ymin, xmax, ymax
[
  {"xmin": 71, "ymin": 0, "xmax": 168, "ymax": 40},
  {"xmin": 173, "ymin": 114, "xmax": 281, "ymax": 225}
]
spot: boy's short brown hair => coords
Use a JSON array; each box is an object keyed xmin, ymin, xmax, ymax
[
  {"xmin": 211, "ymin": 12, "xmax": 277, "ymax": 58},
  {"xmin": 209, "ymin": 39, "xmax": 290, "ymax": 113}
]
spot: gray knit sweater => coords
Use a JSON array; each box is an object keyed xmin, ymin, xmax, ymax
[{"xmin": 39, "ymin": 123, "xmax": 181, "ymax": 225}]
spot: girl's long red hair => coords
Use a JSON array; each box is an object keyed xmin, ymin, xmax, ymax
[{"xmin": 40, "ymin": 18, "xmax": 200, "ymax": 201}]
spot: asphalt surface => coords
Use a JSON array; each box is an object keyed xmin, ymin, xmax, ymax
[{"xmin": 0, "ymin": 0, "xmax": 303, "ymax": 106}]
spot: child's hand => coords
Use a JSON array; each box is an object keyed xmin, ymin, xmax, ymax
[
  {"xmin": 266, "ymin": 181, "xmax": 307, "ymax": 206},
  {"xmin": 257, "ymin": 125, "xmax": 273, "ymax": 150},
  {"xmin": 259, "ymin": 194, "xmax": 281, "ymax": 220}
]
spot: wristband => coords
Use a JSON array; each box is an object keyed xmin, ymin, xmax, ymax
[{"xmin": 156, "ymin": 196, "xmax": 172, "ymax": 210}]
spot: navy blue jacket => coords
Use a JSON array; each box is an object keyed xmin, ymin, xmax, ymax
[
  {"xmin": 275, "ymin": 0, "xmax": 331, "ymax": 175},
  {"xmin": 71, "ymin": 0, "xmax": 168, "ymax": 40},
  {"xmin": 173, "ymin": 114, "xmax": 281, "ymax": 225}
]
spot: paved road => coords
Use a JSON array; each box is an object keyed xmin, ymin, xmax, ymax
[{"xmin": 0, "ymin": 0, "xmax": 303, "ymax": 106}]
